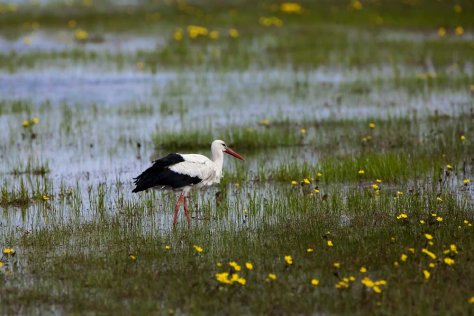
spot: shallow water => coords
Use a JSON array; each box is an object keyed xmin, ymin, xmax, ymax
[{"xmin": 1, "ymin": 7, "xmax": 473, "ymax": 238}]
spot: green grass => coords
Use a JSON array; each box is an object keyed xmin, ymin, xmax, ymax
[
  {"xmin": 0, "ymin": 0, "xmax": 473, "ymax": 72},
  {"xmin": 1, "ymin": 0, "xmax": 474, "ymax": 314},
  {"xmin": 153, "ymin": 122, "xmax": 304, "ymax": 151},
  {"xmin": 1, "ymin": 183, "xmax": 472, "ymax": 314},
  {"xmin": 11, "ymin": 160, "xmax": 50, "ymax": 176}
]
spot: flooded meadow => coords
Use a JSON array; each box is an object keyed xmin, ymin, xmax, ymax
[{"xmin": 0, "ymin": 0, "xmax": 473, "ymax": 314}]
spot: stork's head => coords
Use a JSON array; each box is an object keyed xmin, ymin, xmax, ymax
[{"xmin": 212, "ymin": 140, "xmax": 245, "ymax": 161}]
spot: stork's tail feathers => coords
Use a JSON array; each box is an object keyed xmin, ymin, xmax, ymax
[{"xmin": 132, "ymin": 173, "xmax": 151, "ymax": 193}]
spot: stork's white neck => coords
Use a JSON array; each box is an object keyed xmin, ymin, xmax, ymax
[
  {"xmin": 212, "ymin": 147, "xmax": 224, "ymax": 178},
  {"xmin": 212, "ymin": 148, "xmax": 224, "ymax": 166}
]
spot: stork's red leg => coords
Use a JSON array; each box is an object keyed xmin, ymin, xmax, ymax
[
  {"xmin": 183, "ymin": 196, "xmax": 191, "ymax": 226},
  {"xmin": 173, "ymin": 193, "xmax": 184, "ymax": 226}
]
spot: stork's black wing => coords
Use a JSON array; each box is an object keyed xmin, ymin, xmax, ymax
[{"xmin": 132, "ymin": 153, "xmax": 201, "ymax": 192}]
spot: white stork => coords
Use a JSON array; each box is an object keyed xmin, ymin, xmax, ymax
[{"xmin": 132, "ymin": 140, "xmax": 245, "ymax": 226}]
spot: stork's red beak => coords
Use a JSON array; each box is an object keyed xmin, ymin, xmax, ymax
[{"xmin": 224, "ymin": 147, "xmax": 245, "ymax": 161}]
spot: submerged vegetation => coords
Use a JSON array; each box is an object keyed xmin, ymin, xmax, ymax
[{"xmin": 0, "ymin": 0, "xmax": 473, "ymax": 314}]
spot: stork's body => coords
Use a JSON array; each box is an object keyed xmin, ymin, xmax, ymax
[{"xmin": 132, "ymin": 140, "xmax": 244, "ymax": 226}]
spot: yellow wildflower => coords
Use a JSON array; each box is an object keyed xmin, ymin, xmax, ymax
[
  {"xmin": 361, "ymin": 277, "xmax": 374, "ymax": 288},
  {"xmin": 42, "ymin": 195, "xmax": 49, "ymax": 201},
  {"xmin": 0, "ymin": 261, "xmax": 3, "ymax": 268},
  {"xmin": 259, "ymin": 16, "xmax": 283, "ymax": 27},
  {"xmin": 74, "ymin": 29, "xmax": 89, "ymax": 41},
  {"xmin": 335, "ymin": 280, "xmax": 349, "ymax": 289},
  {"xmin": 437, "ymin": 27, "xmax": 446, "ymax": 37},
  {"xmin": 187, "ymin": 25, "xmax": 209, "ymax": 38},
  {"xmin": 360, "ymin": 266, "xmax": 367, "ymax": 273},
  {"xmin": 209, "ymin": 30, "xmax": 219, "ymax": 40},
  {"xmin": 460, "ymin": 135, "xmax": 466, "ymax": 141},
  {"xmin": 401, "ymin": 254, "xmax": 408, "ymax": 262},
  {"xmin": 23, "ymin": 36, "xmax": 32, "ymax": 45},
  {"xmin": 245, "ymin": 262, "xmax": 253, "ymax": 270},
  {"xmin": 368, "ymin": 122, "xmax": 375, "ymax": 129},
  {"xmin": 317, "ymin": 172, "xmax": 323, "ymax": 177},
  {"xmin": 300, "ymin": 128, "xmax": 307, "ymax": 135},
  {"xmin": 436, "ymin": 197, "xmax": 443, "ymax": 202},
  {"xmin": 468, "ymin": 296, "xmax": 474, "ymax": 304},
  {"xmin": 268, "ymin": 273, "xmax": 277, "ymax": 280},
  {"xmin": 373, "ymin": 286, "xmax": 382, "ymax": 293},
  {"xmin": 22, "ymin": 120, "xmax": 30, "ymax": 128},
  {"xmin": 229, "ymin": 261, "xmax": 241, "ymax": 271},
  {"xmin": 235, "ymin": 276, "xmax": 246, "ymax": 285},
  {"xmin": 394, "ymin": 261, "xmax": 399, "ymax": 267},
  {"xmin": 3, "ymin": 248, "xmax": 15, "ymax": 255},
  {"xmin": 429, "ymin": 262, "xmax": 435, "ymax": 268},
  {"xmin": 129, "ymin": 255, "xmax": 137, "ymax": 261},
  {"xmin": 372, "ymin": 184, "xmax": 379, "ymax": 190},
  {"xmin": 314, "ymin": 188, "xmax": 320, "ymax": 193},
  {"xmin": 351, "ymin": 0, "xmax": 363, "ymax": 10},
  {"xmin": 464, "ymin": 179, "xmax": 470, "ymax": 184},
  {"xmin": 443, "ymin": 257, "xmax": 455, "ymax": 266},
  {"xmin": 420, "ymin": 220, "xmax": 425, "ymax": 224},
  {"xmin": 284, "ymin": 255, "xmax": 293, "ymax": 265},
  {"xmin": 358, "ymin": 169, "xmax": 365, "ymax": 175},
  {"xmin": 450, "ymin": 244, "xmax": 458, "ymax": 254},
  {"xmin": 455, "ymin": 26, "xmax": 464, "ymax": 36},
  {"xmin": 165, "ymin": 245, "xmax": 171, "ymax": 250},
  {"xmin": 173, "ymin": 28, "xmax": 183, "ymax": 41},
  {"xmin": 397, "ymin": 191, "xmax": 403, "ymax": 196},
  {"xmin": 311, "ymin": 278, "xmax": 319, "ymax": 286},
  {"xmin": 446, "ymin": 164, "xmax": 453, "ymax": 170},
  {"xmin": 424, "ymin": 234, "xmax": 433, "ymax": 240},
  {"xmin": 215, "ymin": 272, "xmax": 232, "ymax": 284},
  {"xmin": 397, "ymin": 213, "xmax": 408, "ymax": 220},
  {"xmin": 436, "ymin": 216, "xmax": 443, "ymax": 222},
  {"xmin": 291, "ymin": 180, "xmax": 298, "ymax": 185},
  {"xmin": 376, "ymin": 179, "xmax": 382, "ymax": 183},
  {"xmin": 193, "ymin": 245, "xmax": 203, "ymax": 253},
  {"xmin": 259, "ymin": 119, "xmax": 270, "ymax": 126},
  {"xmin": 422, "ymin": 248, "xmax": 437, "ymax": 260},
  {"xmin": 280, "ymin": 2, "xmax": 302, "ymax": 14},
  {"xmin": 228, "ymin": 28, "xmax": 239, "ymax": 39},
  {"xmin": 306, "ymin": 248, "xmax": 314, "ymax": 253},
  {"xmin": 327, "ymin": 240, "xmax": 334, "ymax": 247},
  {"xmin": 408, "ymin": 248, "xmax": 415, "ymax": 253},
  {"xmin": 333, "ymin": 262, "xmax": 340, "ymax": 269},
  {"xmin": 303, "ymin": 178, "xmax": 310, "ymax": 184},
  {"xmin": 423, "ymin": 270, "xmax": 430, "ymax": 280}
]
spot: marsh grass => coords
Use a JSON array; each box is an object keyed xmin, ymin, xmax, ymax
[
  {"xmin": 1, "ymin": 181, "xmax": 472, "ymax": 314},
  {"xmin": 0, "ymin": 177, "xmax": 51, "ymax": 208},
  {"xmin": 1, "ymin": 0, "xmax": 473, "ymax": 72},
  {"xmin": 153, "ymin": 123, "xmax": 304, "ymax": 150},
  {"xmin": 154, "ymin": 115, "xmax": 472, "ymax": 185},
  {"xmin": 11, "ymin": 160, "xmax": 50, "ymax": 176},
  {"xmin": 1, "ymin": 0, "xmax": 474, "ymax": 314}
]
